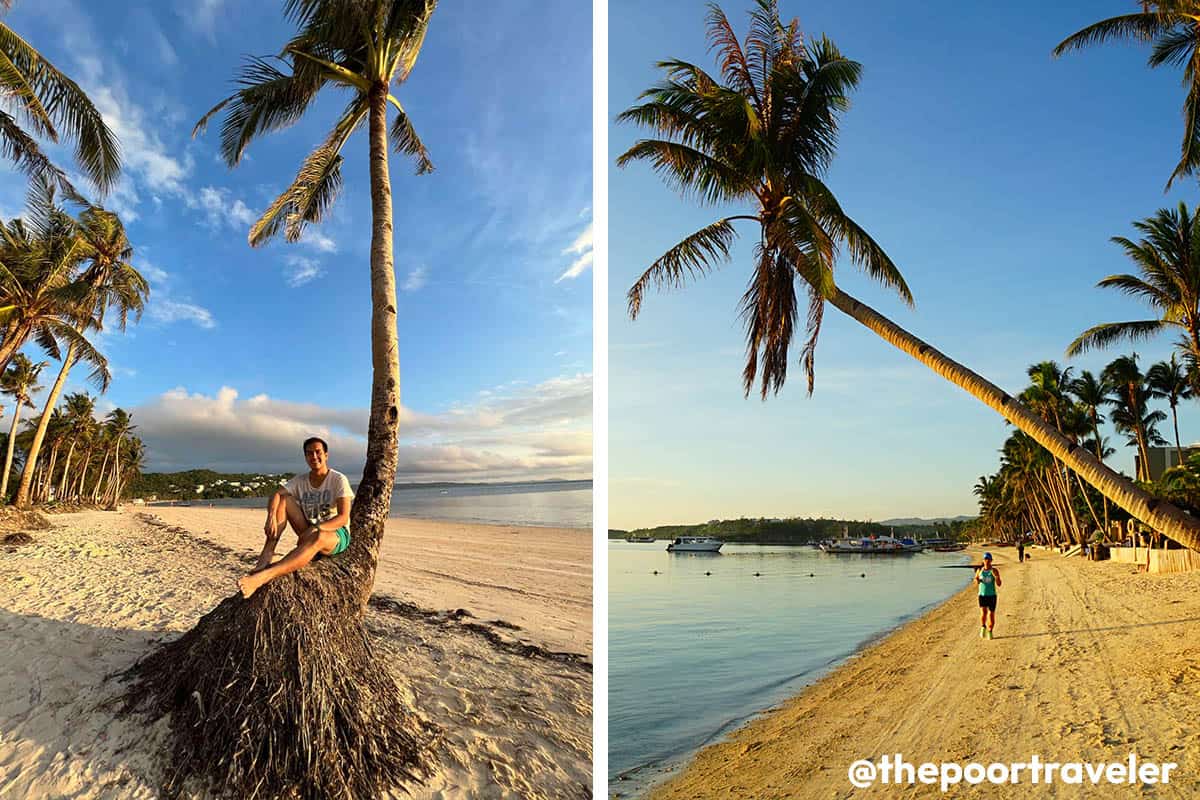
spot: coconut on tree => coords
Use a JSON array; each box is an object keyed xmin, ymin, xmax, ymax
[
  {"xmin": 617, "ymin": 0, "xmax": 1200, "ymax": 550},
  {"xmin": 120, "ymin": 2, "xmax": 439, "ymax": 798}
]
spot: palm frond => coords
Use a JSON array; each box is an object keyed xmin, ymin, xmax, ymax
[
  {"xmin": 1052, "ymin": 13, "xmax": 1179, "ymax": 57},
  {"xmin": 0, "ymin": 110, "xmax": 72, "ymax": 193},
  {"xmin": 1066, "ymin": 319, "xmax": 1167, "ymax": 357},
  {"xmin": 1096, "ymin": 271, "xmax": 1175, "ymax": 306},
  {"xmin": 627, "ymin": 217, "xmax": 743, "ymax": 319},
  {"xmin": 1170, "ymin": 69, "xmax": 1200, "ymax": 187},
  {"xmin": 705, "ymin": 3, "xmax": 759, "ymax": 105},
  {"xmin": 249, "ymin": 98, "xmax": 365, "ymax": 247},
  {"xmin": 196, "ymin": 55, "xmax": 325, "ymax": 167},
  {"xmin": 0, "ymin": 22, "xmax": 120, "ymax": 193},
  {"xmin": 797, "ymin": 175, "xmax": 912, "ymax": 305},
  {"xmin": 387, "ymin": 97, "xmax": 432, "ymax": 174},
  {"xmin": 739, "ymin": 245, "xmax": 797, "ymax": 398},
  {"xmin": 1149, "ymin": 25, "xmax": 1196, "ymax": 67},
  {"xmin": 616, "ymin": 138, "xmax": 746, "ymax": 205}
]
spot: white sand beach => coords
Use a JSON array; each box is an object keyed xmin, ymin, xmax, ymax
[{"xmin": 0, "ymin": 507, "xmax": 592, "ymax": 799}]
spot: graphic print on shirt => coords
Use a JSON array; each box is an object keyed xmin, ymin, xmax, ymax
[{"xmin": 299, "ymin": 488, "xmax": 334, "ymax": 524}]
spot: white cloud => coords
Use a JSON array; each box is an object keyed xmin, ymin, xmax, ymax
[
  {"xmin": 134, "ymin": 256, "xmax": 169, "ymax": 284},
  {"xmin": 131, "ymin": 374, "xmax": 593, "ymax": 481},
  {"xmin": 556, "ymin": 251, "xmax": 593, "ymax": 283},
  {"xmin": 147, "ymin": 299, "xmax": 216, "ymax": 329},
  {"xmin": 302, "ymin": 231, "xmax": 338, "ymax": 253},
  {"xmin": 284, "ymin": 255, "xmax": 324, "ymax": 288},
  {"xmin": 563, "ymin": 221, "xmax": 592, "ymax": 256},
  {"xmin": 185, "ymin": 185, "xmax": 256, "ymax": 230},
  {"xmin": 402, "ymin": 265, "xmax": 429, "ymax": 292},
  {"xmin": 181, "ymin": 0, "xmax": 227, "ymax": 43},
  {"xmin": 555, "ymin": 221, "xmax": 593, "ymax": 283}
]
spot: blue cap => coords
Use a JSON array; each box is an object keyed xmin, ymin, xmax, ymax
[{"xmin": 984, "ymin": 552, "xmax": 993, "ymax": 560}]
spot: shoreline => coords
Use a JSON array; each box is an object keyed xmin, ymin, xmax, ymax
[
  {"xmin": 611, "ymin": 558, "xmax": 972, "ymax": 797},
  {"xmin": 144, "ymin": 501, "xmax": 593, "ymax": 533},
  {"xmin": 641, "ymin": 547, "xmax": 1200, "ymax": 798}
]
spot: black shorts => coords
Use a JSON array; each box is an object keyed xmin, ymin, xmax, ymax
[{"xmin": 978, "ymin": 595, "xmax": 997, "ymax": 610}]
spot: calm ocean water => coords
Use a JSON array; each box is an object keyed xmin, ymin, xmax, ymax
[
  {"xmin": 608, "ymin": 541, "xmax": 971, "ymax": 796},
  {"xmin": 196, "ymin": 480, "xmax": 592, "ymax": 529}
]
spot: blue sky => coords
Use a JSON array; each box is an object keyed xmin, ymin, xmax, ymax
[
  {"xmin": 3, "ymin": 0, "xmax": 592, "ymax": 480},
  {"xmin": 609, "ymin": 0, "xmax": 1200, "ymax": 527}
]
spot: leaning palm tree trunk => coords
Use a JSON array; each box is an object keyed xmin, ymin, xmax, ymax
[
  {"xmin": 16, "ymin": 344, "xmax": 75, "ymax": 507},
  {"xmin": 0, "ymin": 401, "xmax": 21, "ymax": 503},
  {"xmin": 827, "ymin": 288, "xmax": 1200, "ymax": 550}
]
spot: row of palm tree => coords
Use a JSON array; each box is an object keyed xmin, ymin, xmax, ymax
[
  {"xmin": 973, "ymin": 353, "xmax": 1200, "ymax": 546},
  {"xmin": 0, "ymin": 2, "xmax": 149, "ymax": 509},
  {"xmin": 0, "ymin": 374, "xmax": 143, "ymax": 506},
  {"xmin": 0, "ymin": 178, "xmax": 147, "ymax": 507},
  {"xmin": 618, "ymin": 0, "xmax": 1200, "ymax": 551}
]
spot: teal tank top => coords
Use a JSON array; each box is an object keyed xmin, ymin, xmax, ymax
[{"xmin": 978, "ymin": 568, "xmax": 997, "ymax": 597}]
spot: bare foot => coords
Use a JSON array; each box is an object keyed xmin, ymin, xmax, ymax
[{"xmin": 239, "ymin": 573, "xmax": 265, "ymax": 598}]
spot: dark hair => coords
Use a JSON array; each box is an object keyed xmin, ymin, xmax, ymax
[{"xmin": 302, "ymin": 437, "xmax": 328, "ymax": 454}]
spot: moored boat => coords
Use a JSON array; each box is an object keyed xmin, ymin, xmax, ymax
[
  {"xmin": 626, "ymin": 534, "xmax": 655, "ymax": 543},
  {"xmin": 819, "ymin": 535, "xmax": 912, "ymax": 554},
  {"xmin": 666, "ymin": 536, "xmax": 723, "ymax": 552}
]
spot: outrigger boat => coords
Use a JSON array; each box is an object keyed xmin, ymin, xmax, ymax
[{"xmin": 819, "ymin": 535, "xmax": 913, "ymax": 554}]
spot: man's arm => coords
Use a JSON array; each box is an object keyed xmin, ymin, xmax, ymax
[
  {"xmin": 993, "ymin": 567, "xmax": 1002, "ymax": 587},
  {"xmin": 311, "ymin": 496, "xmax": 351, "ymax": 534}
]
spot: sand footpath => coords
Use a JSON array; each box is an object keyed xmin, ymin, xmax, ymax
[
  {"xmin": 0, "ymin": 507, "xmax": 592, "ymax": 799},
  {"xmin": 645, "ymin": 547, "xmax": 1200, "ymax": 799}
]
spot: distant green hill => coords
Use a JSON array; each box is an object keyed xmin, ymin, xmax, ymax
[
  {"xmin": 610, "ymin": 516, "xmax": 970, "ymax": 544},
  {"xmin": 128, "ymin": 470, "xmax": 290, "ymax": 501}
]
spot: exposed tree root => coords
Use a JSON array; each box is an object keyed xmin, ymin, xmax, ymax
[{"xmin": 120, "ymin": 561, "xmax": 438, "ymax": 799}]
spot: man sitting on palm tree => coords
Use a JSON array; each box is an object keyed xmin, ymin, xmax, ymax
[{"xmin": 239, "ymin": 436, "xmax": 354, "ymax": 599}]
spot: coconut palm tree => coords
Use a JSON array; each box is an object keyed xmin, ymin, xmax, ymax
[
  {"xmin": 193, "ymin": 0, "xmax": 434, "ymax": 580},
  {"xmin": 0, "ymin": 179, "xmax": 110, "ymax": 378},
  {"xmin": 0, "ymin": 352, "xmax": 43, "ymax": 502},
  {"xmin": 1053, "ymin": 3, "xmax": 1200, "ymax": 188},
  {"xmin": 13, "ymin": 200, "xmax": 144, "ymax": 508},
  {"xmin": 1103, "ymin": 355, "xmax": 1154, "ymax": 480},
  {"xmin": 1148, "ymin": 354, "xmax": 1194, "ymax": 466},
  {"xmin": 1070, "ymin": 370, "xmax": 1112, "ymax": 462},
  {"xmin": 121, "ymin": 3, "xmax": 440, "ymax": 798},
  {"xmin": 50, "ymin": 391, "xmax": 92, "ymax": 499},
  {"xmin": 0, "ymin": 2, "xmax": 120, "ymax": 194},
  {"xmin": 1067, "ymin": 204, "xmax": 1200, "ymax": 392},
  {"xmin": 98, "ymin": 407, "xmax": 133, "ymax": 508},
  {"xmin": 618, "ymin": 0, "xmax": 1200, "ymax": 549}
]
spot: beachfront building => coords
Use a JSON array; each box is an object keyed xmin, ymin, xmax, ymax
[{"xmin": 1136, "ymin": 446, "xmax": 1200, "ymax": 482}]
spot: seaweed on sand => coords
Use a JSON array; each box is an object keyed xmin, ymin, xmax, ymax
[{"xmin": 119, "ymin": 558, "xmax": 437, "ymax": 799}]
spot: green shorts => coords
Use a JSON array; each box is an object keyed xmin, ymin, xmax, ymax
[{"xmin": 331, "ymin": 526, "xmax": 350, "ymax": 556}]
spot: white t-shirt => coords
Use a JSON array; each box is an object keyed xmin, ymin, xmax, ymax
[{"xmin": 284, "ymin": 470, "xmax": 354, "ymax": 529}]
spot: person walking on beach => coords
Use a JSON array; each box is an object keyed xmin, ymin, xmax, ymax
[
  {"xmin": 1017, "ymin": 541, "xmax": 1024, "ymax": 563},
  {"xmin": 238, "ymin": 436, "xmax": 354, "ymax": 599},
  {"xmin": 975, "ymin": 552, "xmax": 1001, "ymax": 639}
]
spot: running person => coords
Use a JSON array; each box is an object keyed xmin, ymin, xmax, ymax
[
  {"xmin": 238, "ymin": 436, "xmax": 354, "ymax": 599},
  {"xmin": 975, "ymin": 552, "xmax": 1001, "ymax": 639}
]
